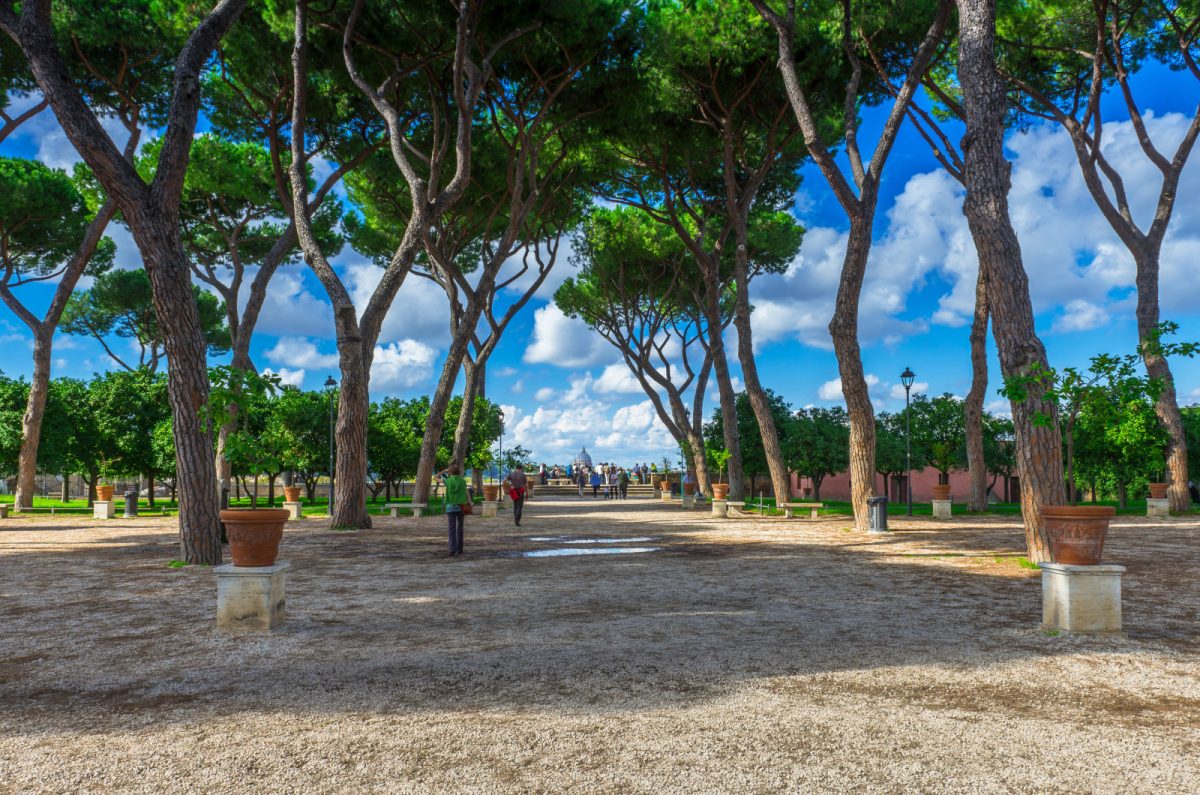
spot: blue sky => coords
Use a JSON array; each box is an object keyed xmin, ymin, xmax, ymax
[{"xmin": 2, "ymin": 62, "xmax": 1198, "ymax": 467}]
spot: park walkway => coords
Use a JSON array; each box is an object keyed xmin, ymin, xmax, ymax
[{"xmin": 1, "ymin": 496, "xmax": 1198, "ymax": 792}]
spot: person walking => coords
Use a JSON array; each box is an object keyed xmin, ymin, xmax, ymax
[
  {"xmin": 507, "ymin": 464, "xmax": 529, "ymax": 526},
  {"xmin": 619, "ymin": 467, "xmax": 629, "ymax": 500},
  {"xmin": 577, "ymin": 467, "xmax": 586, "ymax": 497},
  {"xmin": 590, "ymin": 469, "xmax": 601, "ymax": 498},
  {"xmin": 439, "ymin": 465, "xmax": 469, "ymax": 557}
]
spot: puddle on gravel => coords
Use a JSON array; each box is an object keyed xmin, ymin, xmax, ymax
[
  {"xmin": 506, "ymin": 546, "xmax": 660, "ymax": 558},
  {"xmin": 526, "ymin": 536, "xmax": 657, "ymax": 544}
]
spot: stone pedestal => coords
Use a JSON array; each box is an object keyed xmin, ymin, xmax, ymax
[
  {"xmin": 0, "ymin": 504, "xmax": 8, "ymax": 519},
  {"xmin": 1039, "ymin": 562, "xmax": 1125, "ymax": 634},
  {"xmin": 215, "ymin": 561, "xmax": 290, "ymax": 631},
  {"xmin": 482, "ymin": 500, "xmax": 498, "ymax": 518},
  {"xmin": 282, "ymin": 501, "xmax": 302, "ymax": 520},
  {"xmin": 682, "ymin": 493, "xmax": 696, "ymax": 508},
  {"xmin": 93, "ymin": 500, "xmax": 115, "ymax": 519},
  {"xmin": 502, "ymin": 493, "xmax": 513, "ymax": 509},
  {"xmin": 931, "ymin": 499, "xmax": 952, "ymax": 519},
  {"xmin": 712, "ymin": 499, "xmax": 727, "ymax": 518},
  {"xmin": 661, "ymin": 490, "xmax": 673, "ymax": 503},
  {"xmin": 1146, "ymin": 498, "xmax": 1169, "ymax": 518}
]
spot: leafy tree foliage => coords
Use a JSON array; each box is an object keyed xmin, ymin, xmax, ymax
[
  {"xmin": 61, "ymin": 269, "xmax": 229, "ymax": 372},
  {"xmin": 785, "ymin": 407, "xmax": 850, "ymax": 501}
]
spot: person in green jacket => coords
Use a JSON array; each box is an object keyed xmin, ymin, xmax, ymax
[{"xmin": 440, "ymin": 465, "xmax": 469, "ymax": 556}]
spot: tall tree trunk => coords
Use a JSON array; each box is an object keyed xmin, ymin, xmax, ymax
[
  {"xmin": 1116, "ymin": 480, "xmax": 1127, "ymax": 508},
  {"xmin": 60, "ymin": 473, "xmax": 69, "ymax": 503},
  {"xmin": 828, "ymin": 223, "xmax": 878, "ymax": 532},
  {"xmin": 413, "ymin": 319, "xmax": 480, "ymax": 505},
  {"xmin": 732, "ymin": 259, "xmax": 791, "ymax": 508},
  {"xmin": 331, "ymin": 329, "xmax": 372, "ymax": 529},
  {"xmin": 706, "ymin": 318, "xmax": 745, "ymax": 501},
  {"xmin": 956, "ymin": 0, "xmax": 1066, "ymax": 561},
  {"xmin": 965, "ymin": 271, "xmax": 989, "ymax": 511},
  {"xmin": 451, "ymin": 359, "xmax": 482, "ymax": 471},
  {"xmin": 14, "ymin": 327, "xmax": 52, "ymax": 510},
  {"xmin": 1135, "ymin": 253, "xmax": 1188, "ymax": 512}
]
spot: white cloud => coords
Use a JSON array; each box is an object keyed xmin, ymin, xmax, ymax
[
  {"xmin": 370, "ymin": 340, "xmax": 437, "ymax": 391},
  {"xmin": 263, "ymin": 337, "xmax": 339, "ymax": 370},
  {"xmin": 817, "ymin": 373, "xmax": 880, "ymax": 402},
  {"xmin": 524, "ymin": 304, "xmax": 609, "ymax": 368},
  {"xmin": 1052, "ymin": 299, "xmax": 1109, "ymax": 333},
  {"xmin": 751, "ymin": 112, "xmax": 1200, "ymax": 353},
  {"xmin": 344, "ymin": 262, "xmax": 449, "ymax": 346},
  {"xmin": 593, "ymin": 363, "xmax": 645, "ymax": 394},
  {"xmin": 494, "ymin": 366, "xmax": 519, "ymax": 378},
  {"xmin": 264, "ymin": 367, "xmax": 307, "ymax": 388},
  {"xmin": 888, "ymin": 381, "xmax": 929, "ymax": 399},
  {"xmin": 534, "ymin": 386, "xmax": 556, "ymax": 401}
]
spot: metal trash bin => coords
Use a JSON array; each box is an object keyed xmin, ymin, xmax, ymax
[
  {"xmin": 123, "ymin": 490, "xmax": 139, "ymax": 519},
  {"xmin": 867, "ymin": 495, "xmax": 888, "ymax": 532}
]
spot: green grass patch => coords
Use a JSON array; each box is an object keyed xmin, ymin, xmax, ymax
[
  {"xmin": 1016, "ymin": 557, "xmax": 1040, "ymax": 570},
  {"xmin": 167, "ymin": 560, "xmax": 186, "ymax": 569}
]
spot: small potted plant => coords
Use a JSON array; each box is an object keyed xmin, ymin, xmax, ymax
[
  {"xmin": 707, "ymin": 444, "xmax": 732, "ymax": 501},
  {"xmin": 205, "ymin": 367, "xmax": 289, "ymax": 567},
  {"xmin": 1148, "ymin": 477, "xmax": 1168, "ymax": 500},
  {"xmin": 96, "ymin": 479, "xmax": 115, "ymax": 502}
]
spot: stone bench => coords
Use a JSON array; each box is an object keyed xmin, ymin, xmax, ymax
[
  {"xmin": 385, "ymin": 502, "xmax": 427, "ymax": 518},
  {"xmin": 781, "ymin": 502, "xmax": 824, "ymax": 519}
]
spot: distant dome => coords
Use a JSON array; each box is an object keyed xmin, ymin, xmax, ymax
[{"xmin": 574, "ymin": 446, "xmax": 593, "ymax": 469}]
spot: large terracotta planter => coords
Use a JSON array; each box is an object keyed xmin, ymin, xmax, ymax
[
  {"xmin": 1148, "ymin": 482, "xmax": 1168, "ymax": 500},
  {"xmin": 96, "ymin": 485, "xmax": 115, "ymax": 502},
  {"xmin": 1042, "ymin": 505, "xmax": 1116, "ymax": 565},
  {"xmin": 683, "ymin": 481, "xmax": 696, "ymax": 495},
  {"xmin": 712, "ymin": 483, "xmax": 729, "ymax": 500},
  {"xmin": 221, "ymin": 508, "xmax": 289, "ymax": 567},
  {"xmin": 931, "ymin": 484, "xmax": 951, "ymax": 501},
  {"xmin": 483, "ymin": 484, "xmax": 500, "ymax": 501},
  {"xmin": 283, "ymin": 486, "xmax": 302, "ymax": 503}
]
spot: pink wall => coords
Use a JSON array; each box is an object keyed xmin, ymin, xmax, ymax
[{"xmin": 787, "ymin": 468, "xmax": 1012, "ymax": 503}]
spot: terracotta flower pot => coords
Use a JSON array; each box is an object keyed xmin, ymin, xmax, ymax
[
  {"xmin": 483, "ymin": 485, "xmax": 500, "ymax": 502},
  {"xmin": 712, "ymin": 483, "xmax": 729, "ymax": 500},
  {"xmin": 283, "ymin": 486, "xmax": 302, "ymax": 503},
  {"xmin": 931, "ymin": 484, "xmax": 951, "ymax": 501},
  {"xmin": 683, "ymin": 481, "xmax": 696, "ymax": 495},
  {"xmin": 1148, "ymin": 482, "xmax": 1168, "ymax": 500},
  {"xmin": 1042, "ymin": 505, "xmax": 1116, "ymax": 565},
  {"xmin": 96, "ymin": 485, "xmax": 114, "ymax": 502},
  {"xmin": 221, "ymin": 508, "xmax": 289, "ymax": 567}
]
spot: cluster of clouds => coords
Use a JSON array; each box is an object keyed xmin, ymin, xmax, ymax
[
  {"xmin": 500, "ymin": 372, "xmax": 679, "ymax": 464},
  {"xmin": 5, "ymin": 87, "xmax": 1198, "ymax": 465}
]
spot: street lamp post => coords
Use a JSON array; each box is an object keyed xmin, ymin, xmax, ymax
[
  {"xmin": 324, "ymin": 375, "xmax": 336, "ymax": 515},
  {"xmin": 901, "ymin": 367, "xmax": 915, "ymax": 516}
]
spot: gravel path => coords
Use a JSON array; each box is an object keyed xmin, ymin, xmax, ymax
[{"xmin": 1, "ymin": 497, "xmax": 1197, "ymax": 793}]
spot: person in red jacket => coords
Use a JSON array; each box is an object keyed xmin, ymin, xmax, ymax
[{"xmin": 506, "ymin": 465, "xmax": 528, "ymax": 526}]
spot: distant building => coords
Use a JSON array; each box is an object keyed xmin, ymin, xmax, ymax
[{"xmin": 573, "ymin": 446, "xmax": 593, "ymax": 471}]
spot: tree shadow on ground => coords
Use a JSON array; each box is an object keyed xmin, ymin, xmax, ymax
[{"xmin": 1, "ymin": 499, "xmax": 1198, "ymax": 733}]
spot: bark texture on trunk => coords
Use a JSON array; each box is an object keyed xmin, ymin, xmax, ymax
[
  {"xmin": 956, "ymin": 0, "xmax": 1065, "ymax": 560},
  {"xmin": 451, "ymin": 359, "xmax": 482, "ymax": 472},
  {"xmin": 732, "ymin": 262, "xmax": 791, "ymax": 504},
  {"xmin": 14, "ymin": 329, "xmax": 52, "ymax": 510},
  {"xmin": 828, "ymin": 223, "xmax": 878, "ymax": 531},
  {"xmin": 329, "ymin": 314, "xmax": 373, "ymax": 528},
  {"xmin": 129, "ymin": 223, "xmax": 224, "ymax": 563},
  {"xmin": 706, "ymin": 309, "xmax": 745, "ymax": 501},
  {"xmin": 412, "ymin": 301, "xmax": 485, "ymax": 505},
  {"xmin": 1135, "ymin": 255, "xmax": 1189, "ymax": 512},
  {"xmin": 965, "ymin": 269, "xmax": 989, "ymax": 511}
]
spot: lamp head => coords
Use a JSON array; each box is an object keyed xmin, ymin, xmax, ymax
[
  {"xmin": 900, "ymin": 367, "xmax": 915, "ymax": 389},
  {"xmin": 324, "ymin": 375, "xmax": 337, "ymax": 389}
]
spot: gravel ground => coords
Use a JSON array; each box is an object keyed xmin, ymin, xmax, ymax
[{"xmin": 1, "ymin": 496, "xmax": 1198, "ymax": 794}]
